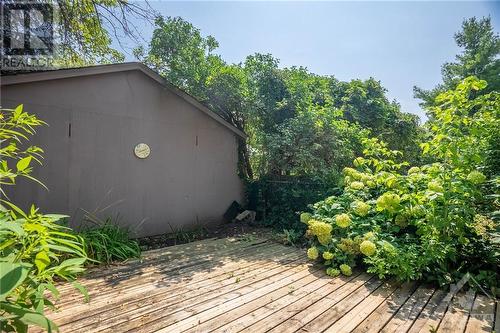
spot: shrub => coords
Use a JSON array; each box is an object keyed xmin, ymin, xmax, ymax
[
  {"xmin": 0, "ymin": 208, "xmax": 87, "ymax": 332},
  {"xmin": 0, "ymin": 105, "xmax": 88, "ymax": 332},
  {"xmin": 303, "ymin": 78, "xmax": 499, "ymax": 290},
  {"xmin": 252, "ymin": 175, "xmax": 341, "ymax": 233},
  {"xmin": 79, "ymin": 216, "xmax": 141, "ymax": 264}
]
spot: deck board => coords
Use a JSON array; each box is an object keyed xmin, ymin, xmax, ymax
[
  {"xmin": 379, "ymin": 285, "xmax": 435, "ymax": 333},
  {"xmin": 35, "ymin": 235, "xmax": 497, "ymax": 333},
  {"xmin": 464, "ymin": 294, "xmax": 495, "ymax": 333},
  {"xmin": 351, "ymin": 282, "xmax": 418, "ymax": 333}
]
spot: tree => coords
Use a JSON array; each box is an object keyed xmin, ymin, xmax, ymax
[
  {"xmin": 331, "ymin": 78, "xmax": 424, "ymax": 164},
  {"xmin": 137, "ymin": 16, "xmax": 423, "ymax": 182},
  {"xmin": 137, "ymin": 16, "xmax": 223, "ymax": 100},
  {"xmin": 414, "ymin": 16, "xmax": 500, "ymax": 108},
  {"xmin": 205, "ymin": 65, "xmax": 254, "ymax": 178},
  {"xmin": 1, "ymin": 0, "xmax": 155, "ymax": 70},
  {"xmin": 243, "ymin": 54, "xmax": 294, "ymax": 176},
  {"xmin": 266, "ymin": 106, "xmax": 368, "ymax": 177}
]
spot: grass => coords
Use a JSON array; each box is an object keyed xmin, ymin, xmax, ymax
[{"xmin": 78, "ymin": 216, "xmax": 141, "ymax": 265}]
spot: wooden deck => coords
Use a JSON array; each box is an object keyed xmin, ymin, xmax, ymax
[{"xmin": 40, "ymin": 236, "xmax": 498, "ymax": 333}]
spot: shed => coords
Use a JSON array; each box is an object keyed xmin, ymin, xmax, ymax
[{"xmin": 0, "ymin": 62, "xmax": 245, "ymax": 237}]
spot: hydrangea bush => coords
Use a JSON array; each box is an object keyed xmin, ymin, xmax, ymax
[{"xmin": 303, "ymin": 77, "xmax": 499, "ymax": 289}]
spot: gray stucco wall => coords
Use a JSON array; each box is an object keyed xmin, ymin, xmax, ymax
[{"xmin": 1, "ymin": 70, "xmax": 245, "ymax": 237}]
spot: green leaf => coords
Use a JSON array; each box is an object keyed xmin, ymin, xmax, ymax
[
  {"xmin": 24, "ymin": 223, "xmax": 45, "ymax": 233},
  {"xmin": 13, "ymin": 104, "xmax": 23, "ymax": 118},
  {"xmin": 16, "ymin": 156, "xmax": 32, "ymax": 172},
  {"xmin": 0, "ymin": 219, "xmax": 25, "ymax": 236},
  {"xmin": 44, "ymin": 214, "xmax": 69, "ymax": 222},
  {"xmin": 71, "ymin": 281, "xmax": 89, "ymax": 303},
  {"xmin": 0, "ymin": 303, "xmax": 57, "ymax": 332},
  {"xmin": 46, "ymin": 244, "xmax": 81, "ymax": 256},
  {"xmin": 0, "ymin": 262, "xmax": 29, "ymax": 301},
  {"xmin": 35, "ymin": 251, "xmax": 50, "ymax": 273},
  {"xmin": 421, "ymin": 143, "xmax": 430, "ymax": 155},
  {"xmin": 42, "ymin": 282, "xmax": 60, "ymax": 300},
  {"xmin": 0, "ymin": 239, "xmax": 16, "ymax": 252},
  {"xmin": 57, "ymin": 257, "xmax": 87, "ymax": 269},
  {"xmin": 0, "ymin": 200, "xmax": 28, "ymax": 218}
]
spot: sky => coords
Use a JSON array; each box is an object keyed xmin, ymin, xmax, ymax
[{"xmin": 116, "ymin": 1, "xmax": 500, "ymax": 121}]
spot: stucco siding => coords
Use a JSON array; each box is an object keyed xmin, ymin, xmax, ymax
[{"xmin": 1, "ymin": 70, "xmax": 244, "ymax": 237}]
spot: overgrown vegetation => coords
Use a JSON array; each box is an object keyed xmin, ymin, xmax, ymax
[
  {"xmin": 78, "ymin": 216, "xmax": 140, "ymax": 265},
  {"xmin": 1, "ymin": 10, "xmax": 497, "ymax": 333},
  {"xmin": 0, "ymin": 105, "xmax": 88, "ymax": 332},
  {"xmin": 250, "ymin": 176, "xmax": 340, "ymax": 233},
  {"xmin": 135, "ymin": 16, "xmax": 423, "ymax": 231},
  {"xmin": 303, "ymin": 78, "xmax": 499, "ymax": 292}
]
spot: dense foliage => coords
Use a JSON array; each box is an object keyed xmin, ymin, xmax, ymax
[
  {"xmin": 135, "ymin": 16, "xmax": 423, "ymax": 229},
  {"xmin": 137, "ymin": 18, "xmax": 423, "ymax": 175},
  {"xmin": 303, "ymin": 78, "xmax": 499, "ymax": 290},
  {"xmin": 78, "ymin": 216, "xmax": 141, "ymax": 265},
  {"xmin": 0, "ymin": 105, "xmax": 88, "ymax": 332},
  {"xmin": 251, "ymin": 176, "xmax": 340, "ymax": 234}
]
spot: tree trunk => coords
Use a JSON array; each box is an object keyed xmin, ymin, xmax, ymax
[{"xmin": 238, "ymin": 139, "xmax": 254, "ymax": 179}]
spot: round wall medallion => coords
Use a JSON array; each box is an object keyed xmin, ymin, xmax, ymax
[{"xmin": 134, "ymin": 143, "xmax": 150, "ymax": 159}]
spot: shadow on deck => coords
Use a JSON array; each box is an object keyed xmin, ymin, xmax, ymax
[{"xmin": 35, "ymin": 235, "xmax": 498, "ymax": 333}]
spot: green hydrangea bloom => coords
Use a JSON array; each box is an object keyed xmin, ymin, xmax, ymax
[
  {"xmin": 407, "ymin": 166, "xmax": 420, "ymax": 175},
  {"xmin": 337, "ymin": 238, "xmax": 357, "ymax": 254},
  {"xmin": 350, "ymin": 181, "xmax": 365, "ymax": 190},
  {"xmin": 344, "ymin": 167, "xmax": 363, "ymax": 180},
  {"xmin": 427, "ymin": 181, "xmax": 444, "ymax": 192},
  {"xmin": 467, "ymin": 170, "xmax": 486, "ymax": 184},
  {"xmin": 381, "ymin": 241, "xmax": 396, "ymax": 254},
  {"xmin": 360, "ymin": 174, "xmax": 372, "ymax": 183},
  {"xmin": 409, "ymin": 205, "xmax": 425, "ymax": 217},
  {"xmin": 308, "ymin": 220, "xmax": 333, "ymax": 245},
  {"xmin": 322, "ymin": 251, "xmax": 334, "ymax": 260},
  {"xmin": 335, "ymin": 213, "xmax": 351, "ymax": 228},
  {"xmin": 300, "ymin": 212, "xmax": 312, "ymax": 224},
  {"xmin": 340, "ymin": 264, "xmax": 352, "ymax": 276},
  {"xmin": 473, "ymin": 214, "xmax": 495, "ymax": 237},
  {"xmin": 366, "ymin": 180, "xmax": 376, "ymax": 188},
  {"xmin": 359, "ymin": 240, "xmax": 376, "ymax": 256},
  {"xmin": 307, "ymin": 247, "xmax": 319, "ymax": 260},
  {"xmin": 395, "ymin": 214, "xmax": 408, "ymax": 227},
  {"xmin": 376, "ymin": 192, "xmax": 401, "ymax": 213},
  {"xmin": 385, "ymin": 175, "xmax": 398, "ymax": 189},
  {"xmin": 363, "ymin": 231, "xmax": 375, "ymax": 240},
  {"xmin": 326, "ymin": 267, "xmax": 340, "ymax": 277},
  {"xmin": 353, "ymin": 157, "xmax": 365, "ymax": 167},
  {"xmin": 351, "ymin": 200, "xmax": 370, "ymax": 217}
]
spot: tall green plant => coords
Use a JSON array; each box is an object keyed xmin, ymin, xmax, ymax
[
  {"xmin": 79, "ymin": 215, "xmax": 141, "ymax": 264},
  {"xmin": 0, "ymin": 105, "xmax": 88, "ymax": 332}
]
